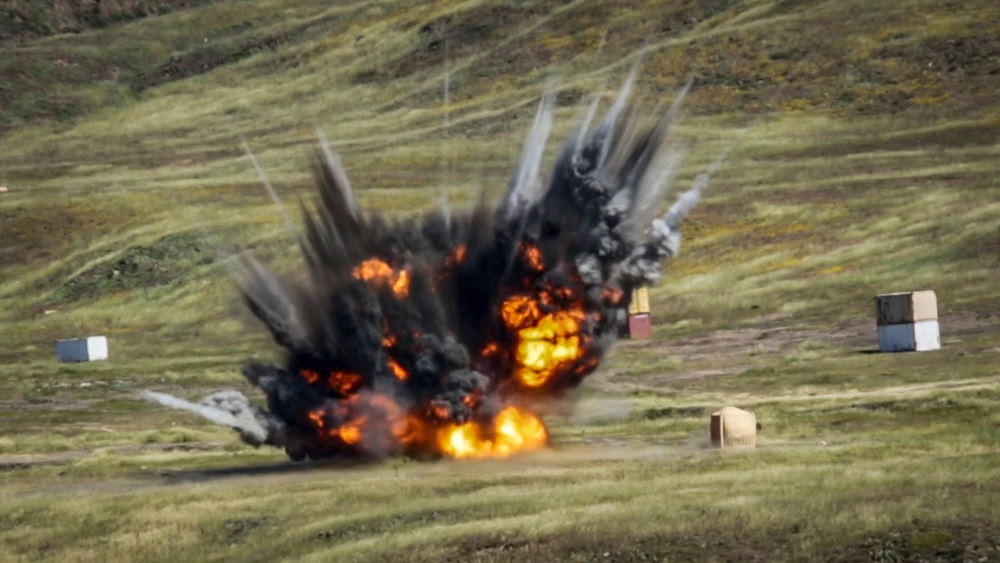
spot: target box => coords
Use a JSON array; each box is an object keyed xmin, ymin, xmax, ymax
[
  {"xmin": 627, "ymin": 287, "xmax": 650, "ymax": 315},
  {"xmin": 875, "ymin": 291, "xmax": 940, "ymax": 352},
  {"xmin": 56, "ymin": 336, "xmax": 108, "ymax": 362},
  {"xmin": 710, "ymin": 406, "xmax": 757, "ymax": 448},
  {"xmin": 877, "ymin": 320, "xmax": 940, "ymax": 352}
]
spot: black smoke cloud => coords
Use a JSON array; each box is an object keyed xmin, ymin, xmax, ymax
[{"xmin": 143, "ymin": 74, "xmax": 707, "ymax": 461}]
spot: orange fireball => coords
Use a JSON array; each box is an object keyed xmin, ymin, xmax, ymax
[
  {"xmin": 514, "ymin": 311, "xmax": 585, "ymax": 387},
  {"xmin": 387, "ymin": 358, "xmax": 408, "ymax": 381},
  {"xmin": 352, "ymin": 258, "xmax": 410, "ymax": 297},
  {"xmin": 439, "ymin": 406, "xmax": 548, "ymax": 459},
  {"xmin": 501, "ymin": 293, "xmax": 587, "ymax": 388},
  {"xmin": 521, "ymin": 243, "xmax": 545, "ymax": 272},
  {"xmin": 306, "ymin": 392, "xmax": 413, "ymax": 452}
]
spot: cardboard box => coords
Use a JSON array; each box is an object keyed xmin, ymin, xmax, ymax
[
  {"xmin": 56, "ymin": 336, "xmax": 108, "ymax": 362},
  {"xmin": 875, "ymin": 291, "xmax": 938, "ymax": 326},
  {"xmin": 710, "ymin": 406, "xmax": 757, "ymax": 448}
]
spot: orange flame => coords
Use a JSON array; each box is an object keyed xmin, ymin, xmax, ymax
[
  {"xmin": 307, "ymin": 410, "xmax": 362, "ymax": 444},
  {"xmin": 307, "ymin": 392, "xmax": 414, "ymax": 450},
  {"xmin": 462, "ymin": 390, "xmax": 482, "ymax": 409},
  {"xmin": 515, "ymin": 311, "xmax": 585, "ymax": 387},
  {"xmin": 300, "ymin": 368, "xmax": 320, "ymax": 384},
  {"xmin": 501, "ymin": 294, "xmax": 542, "ymax": 327},
  {"xmin": 352, "ymin": 258, "xmax": 410, "ymax": 297},
  {"xmin": 430, "ymin": 403, "xmax": 451, "ymax": 421},
  {"xmin": 520, "ymin": 243, "xmax": 544, "ymax": 272},
  {"xmin": 338, "ymin": 423, "xmax": 362, "ymax": 445},
  {"xmin": 387, "ymin": 358, "xmax": 408, "ymax": 381},
  {"xmin": 501, "ymin": 293, "xmax": 587, "ymax": 388},
  {"xmin": 439, "ymin": 406, "xmax": 548, "ymax": 459},
  {"xmin": 328, "ymin": 371, "xmax": 362, "ymax": 395},
  {"xmin": 602, "ymin": 286, "xmax": 624, "ymax": 306},
  {"xmin": 392, "ymin": 270, "xmax": 410, "ymax": 297}
]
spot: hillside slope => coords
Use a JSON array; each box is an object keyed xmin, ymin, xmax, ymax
[
  {"xmin": 1, "ymin": 2, "xmax": 999, "ymax": 561},
  {"xmin": 2, "ymin": 0, "xmax": 997, "ymax": 356},
  {"xmin": 0, "ymin": 0, "xmax": 995, "ymax": 360}
]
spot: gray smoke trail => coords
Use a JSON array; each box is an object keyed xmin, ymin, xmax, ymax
[{"xmin": 140, "ymin": 390, "xmax": 278, "ymax": 446}]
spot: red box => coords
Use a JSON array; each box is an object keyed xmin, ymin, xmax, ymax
[{"xmin": 627, "ymin": 313, "xmax": 652, "ymax": 339}]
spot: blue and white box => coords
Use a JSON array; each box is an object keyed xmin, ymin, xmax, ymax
[{"xmin": 56, "ymin": 336, "xmax": 109, "ymax": 362}]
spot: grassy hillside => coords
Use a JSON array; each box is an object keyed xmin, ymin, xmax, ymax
[{"xmin": 1, "ymin": 0, "xmax": 998, "ymax": 561}]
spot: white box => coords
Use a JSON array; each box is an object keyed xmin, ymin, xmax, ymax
[
  {"xmin": 877, "ymin": 320, "xmax": 940, "ymax": 352},
  {"xmin": 56, "ymin": 336, "xmax": 108, "ymax": 362}
]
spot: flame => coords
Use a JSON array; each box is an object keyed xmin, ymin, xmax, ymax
[
  {"xmin": 501, "ymin": 294, "xmax": 543, "ymax": 327},
  {"xmin": 520, "ymin": 243, "xmax": 544, "ymax": 272},
  {"xmin": 430, "ymin": 403, "xmax": 451, "ymax": 420},
  {"xmin": 602, "ymin": 286, "xmax": 624, "ymax": 306},
  {"xmin": 515, "ymin": 311, "xmax": 585, "ymax": 387},
  {"xmin": 501, "ymin": 293, "xmax": 587, "ymax": 388},
  {"xmin": 462, "ymin": 390, "xmax": 482, "ymax": 409},
  {"xmin": 300, "ymin": 368, "xmax": 320, "ymax": 384},
  {"xmin": 392, "ymin": 270, "xmax": 410, "ymax": 297},
  {"xmin": 387, "ymin": 358, "xmax": 408, "ymax": 381},
  {"xmin": 328, "ymin": 370, "xmax": 362, "ymax": 395},
  {"xmin": 306, "ymin": 392, "xmax": 414, "ymax": 451},
  {"xmin": 307, "ymin": 410, "xmax": 362, "ymax": 444},
  {"xmin": 352, "ymin": 258, "xmax": 410, "ymax": 297},
  {"xmin": 338, "ymin": 423, "xmax": 362, "ymax": 445},
  {"xmin": 439, "ymin": 406, "xmax": 548, "ymax": 459}
]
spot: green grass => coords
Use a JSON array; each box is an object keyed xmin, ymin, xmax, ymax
[{"xmin": 1, "ymin": 0, "xmax": 999, "ymax": 560}]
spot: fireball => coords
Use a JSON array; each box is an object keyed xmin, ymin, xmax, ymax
[{"xmin": 439, "ymin": 407, "xmax": 548, "ymax": 459}]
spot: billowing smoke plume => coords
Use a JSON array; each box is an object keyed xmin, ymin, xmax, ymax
[{"xmin": 144, "ymin": 75, "xmax": 709, "ymax": 461}]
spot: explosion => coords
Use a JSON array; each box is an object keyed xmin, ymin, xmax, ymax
[{"xmin": 142, "ymin": 74, "xmax": 709, "ymax": 461}]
